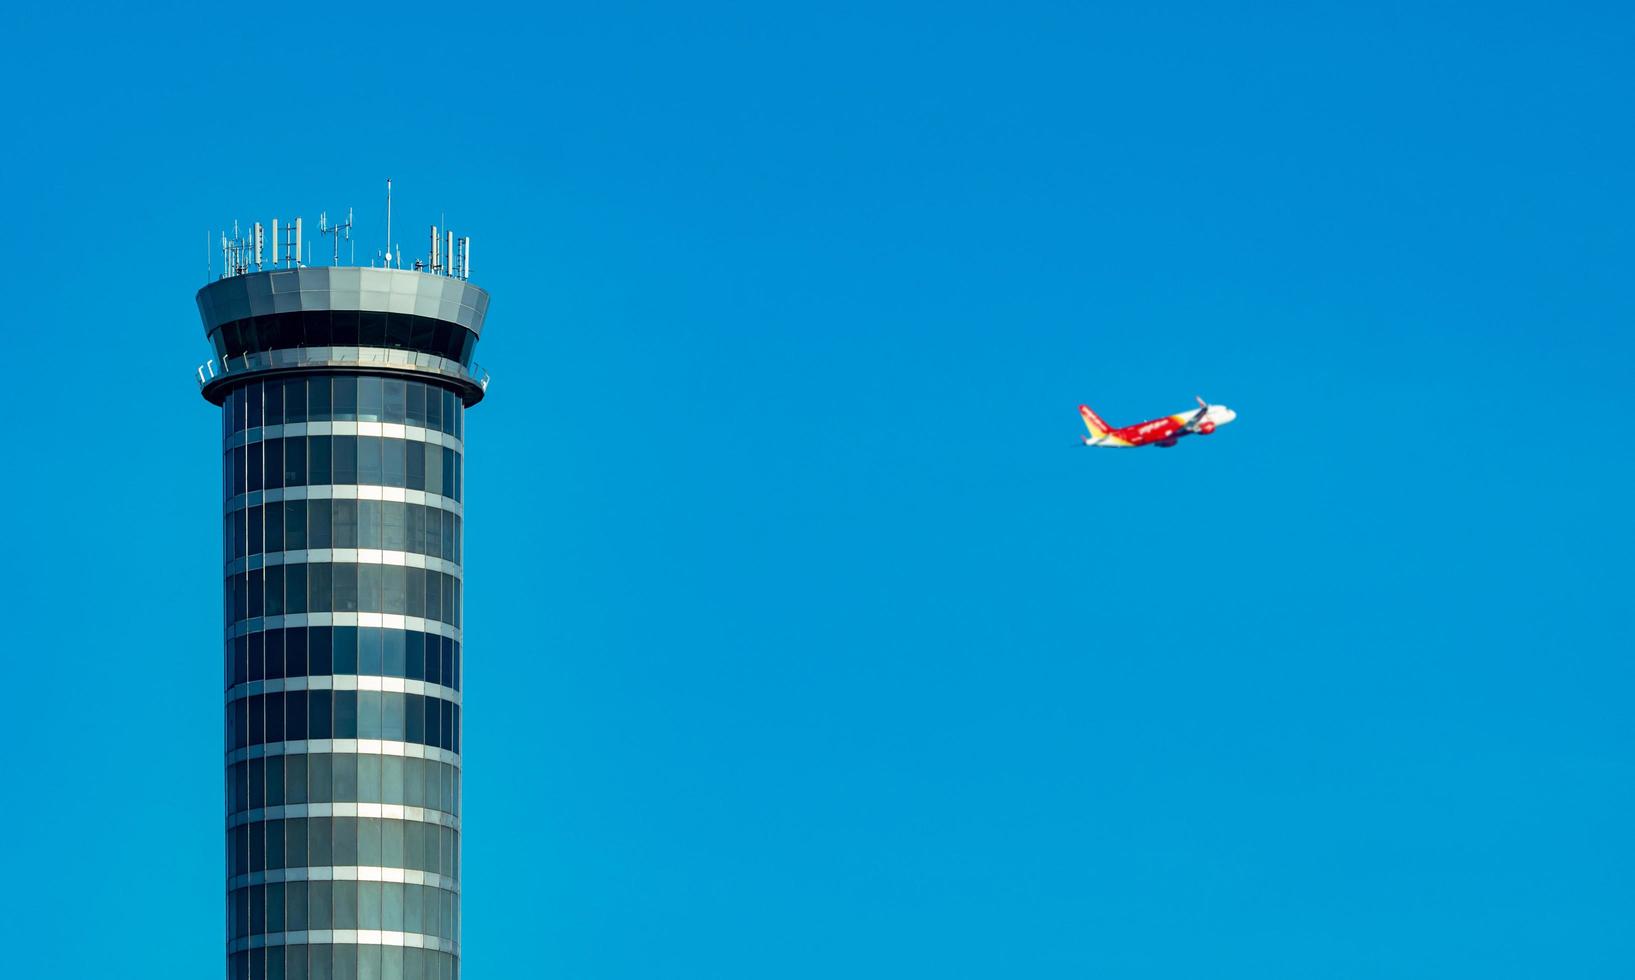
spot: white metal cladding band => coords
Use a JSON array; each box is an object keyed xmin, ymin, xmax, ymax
[
  {"xmin": 230, "ymin": 867, "xmax": 460, "ymax": 891},
  {"xmin": 227, "ymin": 551, "xmax": 463, "ymax": 578},
  {"xmin": 225, "ymin": 484, "xmax": 463, "ymax": 516},
  {"xmin": 228, "ymin": 740, "xmax": 462, "ymax": 768},
  {"xmin": 228, "ymin": 805, "xmax": 459, "ymax": 830},
  {"xmin": 226, "ymin": 421, "xmax": 464, "ymax": 452},
  {"xmin": 228, "ymin": 932, "xmax": 458, "ymax": 954},
  {"xmin": 227, "ymin": 676, "xmax": 461, "ymax": 704},
  {"xmin": 227, "ymin": 614, "xmax": 462, "ymax": 642}
]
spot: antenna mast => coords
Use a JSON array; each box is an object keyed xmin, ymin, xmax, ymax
[
  {"xmin": 385, "ymin": 177, "xmax": 393, "ymax": 267},
  {"xmin": 320, "ymin": 208, "xmax": 354, "ymax": 266}
]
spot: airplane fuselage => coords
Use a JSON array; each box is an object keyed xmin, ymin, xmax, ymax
[{"xmin": 1081, "ymin": 402, "xmax": 1237, "ymax": 448}]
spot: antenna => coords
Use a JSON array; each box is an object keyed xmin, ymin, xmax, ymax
[
  {"xmin": 320, "ymin": 209, "xmax": 354, "ymax": 266},
  {"xmin": 253, "ymin": 223, "xmax": 265, "ymax": 270},
  {"xmin": 459, "ymin": 236, "xmax": 471, "ymax": 280},
  {"xmin": 272, "ymin": 219, "xmax": 279, "ymax": 267},
  {"xmin": 294, "ymin": 218, "xmax": 303, "ymax": 268},
  {"xmin": 430, "ymin": 225, "xmax": 440, "ymax": 274},
  {"xmin": 385, "ymin": 177, "xmax": 393, "ymax": 268}
]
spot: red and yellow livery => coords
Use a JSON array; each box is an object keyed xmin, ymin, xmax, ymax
[{"xmin": 1080, "ymin": 397, "xmax": 1238, "ymax": 448}]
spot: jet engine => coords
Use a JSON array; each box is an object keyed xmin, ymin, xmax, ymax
[{"xmin": 1199, "ymin": 420, "xmax": 1216, "ymax": 434}]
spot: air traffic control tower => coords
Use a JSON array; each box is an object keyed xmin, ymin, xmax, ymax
[{"xmin": 198, "ymin": 213, "xmax": 489, "ymax": 980}]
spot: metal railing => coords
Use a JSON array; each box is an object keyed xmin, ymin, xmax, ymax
[{"xmin": 195, "ymin": 349, "xmax": 492, "ymax": 393}]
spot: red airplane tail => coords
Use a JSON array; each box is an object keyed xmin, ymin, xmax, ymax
[{"xmin": 1079, "ymin": 404, "xmax": 1112, "ymax": 439}]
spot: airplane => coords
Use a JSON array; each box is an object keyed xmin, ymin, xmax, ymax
[{"xmin": 1079, "ymin": 396, "xmax": 1238, "ymax": 448}]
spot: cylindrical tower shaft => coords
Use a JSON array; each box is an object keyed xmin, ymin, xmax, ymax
[{"xmin": 198, "ymin": 264, "xmax": 490, "ymax": 980}]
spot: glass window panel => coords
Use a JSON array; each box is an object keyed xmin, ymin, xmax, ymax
[
  {"xmin": 263, "ymin": 438, "xmax": 284, "ymax": 490},
  {"xmin": 310, "ymin": 879, "xmax": 333, "ymax": 930},
  {"xmin": 248, "ymin": 442, "xmax": 264, "ymax": 492},
  {"xmin": 356, "ymin": 753, "xmax": 380, "ymax": 804},
  {"xmin": 383, "ymin": 692, "xmax": 405, "ymax": 741},
  {"xmin": 307, "ymin": 377, "xmax": 331, "ymax": 419},
  {"xmin": 359, "ymin": 880, "xmax": 383, "ymax": 931},
  {"xmin": 358, "ymin": 500, "xmax": 382, "ymax": 549},
  {"xmin": 284, "ymin": 500, "xmax": 307, "ymax": 551},
  {"xmin": 247, "ymin": 568, "xmax": 264, "ymax": 619},
  {"xmin": 284, "ymin": 564, "xmax": 308, "ymax": 615},
  {"xmin": 405, "ymin": 439, "xmax": 425, "ymax": 491},
  {"xmin": 286, "ymin": 684, "xmax": 308, "ymax": 740},
  {"xmin": 333, "ymin": 754, "xmax": 358, "ymax": 801},
  {"xmin": 284, "ymin": 435, "xmax": 307, "ymax": 487},
  {"xmin": 265, "ymin": 503, "xmax": 284, "ymax": 555},
  {"xmin": 384, "ymin": 566, "xmax": 406, "ymax": 613},
  {"xmin": 383, "ymin": 379, "xmax": 407, "ymax": 424},
  {"xmin": 287, "ymin": 882, "xmax": 308, "ymax": 933},
  {"xmin": 358, "ymin": 376, "xmax": 384, "ymax": 422},
  {"xmin": 407, "ymin": 382, "xmax": 426, "ymax": 428},
  {"xmin": 384, "ymin": 502, "xmax": 407, "ymax": 552},
  {"xmin": 333, "ymin": 500, "xmax": 357, "ymax": 548},
  {"xmin": 309, "ymin": 756, "xmax": 332, "ymax": 806},
  {"xmin": 333, "ymin": 435, "xmax": 358, "ymax": 485},
  {"xmin": 330, "ymin": 309, "xmax": 356, "ymax": 347},
  {"xmin": 333, "ymin": 822, "xmax": 359, "ymax": 871},
  {"xmin": 333, "ymin": 376, "xmax": 358, "ymax": 418},
  {"xmin": 248, "ymin": 757, "xmax": 266, "ymax": 809},
  {"xmin": 310, "ymin": 627, "xmax": 333, "ymax": 674},
  {"xmin": 333, "ymin": 563, "xmax": 358, "ymax": 613},
  {"xmin": 265, "ymin": 692, "xmax": 285, "ymax": 743},
  {"xmin": 265, "ymin": 630, "xmax": 285, "ymax": 680},
  {"xmin": 359, "ymin": 627, "xmax": 383, "ymax": 676},
  {"xmin": 358, "ymin": 690, "xmax": 383, "ymax": 739},
  {"xmin": 333, "ymin": 626, "xmax": 357, "ymax": 675},
  {"xmin": 383, "ymin": 756, "xmax": 405, "ymax": 807},
  {"xmin": 286, "ymin": 753, "xmax": 308, "ymax": 804},
  {"xmin": 286, "ymin": 816, "xmax": 308, "ymax": 868},
  {"xmin": 308, "ymin": 435, "xmax": 333, "ymax": 486},
  {"xmin": 382, "ymin": 439, "xmax": 406, "ymax": 488},
  {"xmin": 405, "ymin": 694, "xmax": 424, "ymax": 745},
  {"xmin": 357, "ymin": 436, "xmax": 382, "ymax": 486},
  {"xmin": 309, "ymin": 562, "xmax": 333, "ymax": 613},
  {"xmin": 334, "ymin": 690, "xmax": 358, "ymax": 739},
  {"xmin": 425, "ymin": 384, "xmax": 442, "ymax": 432},
  {"xmin": 247, "ymin": 382, "xmax": 264, "ymax": 428},
  {"xmin": 264, "ymin": 566, "xmax": 285, "ymax": 617},
  {"xmin": 265, "ymin": 756, "xmax": 285, "ymax": 807},
  {"xmin": 284, "ymin": 380, "xmax": 307, "ymax": 423},
  {"xmin": 382, "ymin": 881, "xmax": 404, "ymax": 934},
  {"xmin": 266, "ymin": 815, "xmax": 286, "ymax": 870},
  {"xmin": 308, "ymin": 690, "xmax": 332, "ymax": 739},
  {"xmin": 358, "ymin": 564, "xmax": 382, "ymax": 614},
  {"xmin": 265, "ymin": 381, "xmax": 284, "ymax": 427},
  {"xmin": 360, "ymin": 818, "xmax": 383, "ymax": 868},
  {"xmin": 285, "ymin": 627, "xmax": 308, "ymax": 677},
  {"xmin": 384, "ymin": 629, "xmax": 405, "ymax": 678},
  {"xmin": 247, "ymin": 633, "xmax": 264, "ymax": 684},
  {"xmin": 309, "ymin": 501, "xmax": 332, "ymax": 548}
]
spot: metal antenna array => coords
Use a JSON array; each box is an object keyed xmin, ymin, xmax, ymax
[
  {"xmin": 219, "ymin": 221, "xmax": 267, "ymax": 278},
  {"xmin": 213, "ymin": 185, "xmax": 470, "ymax": 280},
  {"xmin": 319, "ymin": 209, "xmax": 355, "ymax": 266},
  {"xmin": 425, "ymin": 225, "xmax": 473, "ymax": 280},
  {"xmin": 270, "ymin": 217, "xmax": 304, "ymax": 268}
]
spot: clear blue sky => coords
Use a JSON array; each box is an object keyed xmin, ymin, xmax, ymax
[{"xmin": 1, "ymin": 3, "xmax": 1631, "ymax": 977}]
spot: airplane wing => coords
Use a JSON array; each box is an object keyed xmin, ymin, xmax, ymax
[{"xmin": 1179, "ymin": 396, "xmax": 1209, "ymax": 432}]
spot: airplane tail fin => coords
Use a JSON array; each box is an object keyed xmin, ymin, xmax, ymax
[{"xmin": 1079, "ymin": 404, "xmax": 1112, "ymax": 439}]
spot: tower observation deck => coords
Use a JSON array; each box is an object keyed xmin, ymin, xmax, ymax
[{"xmin": 198, "ymin": 213, "xmax": 490, "ymax": 980}]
